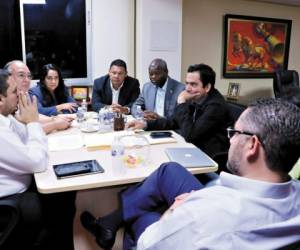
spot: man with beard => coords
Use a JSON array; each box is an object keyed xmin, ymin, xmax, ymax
[
  {"xmin": 131, "ymin": 58, "xmax": 184, "ymax": 120},
  {"xmin": 81, "ymin": 98, "xmax": 300, "ymax": 249},
  {"xmin": 129, "ymin": 63, "xmax": 228, "ymax": 157}
]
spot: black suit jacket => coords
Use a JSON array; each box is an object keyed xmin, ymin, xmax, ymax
[
  {"xmin": 147, "ymin": 88, "xmax": 229, "ymax": 157},
  {"xmin": 92, "ymin": 74, "xmax": 140, "ymax": 112}
]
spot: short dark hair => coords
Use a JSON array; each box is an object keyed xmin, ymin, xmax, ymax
[
  {"xmin": 243, "ymin": 98, "xmax": 300, "ymax": 173},
  {"xmin": 110, "ymin": 59, "xmax": 127, "ymax": 71},
  {"xmin": 187, "ymin": 64, "xmax": 216, "ymax": 88},
  {"xmin": 0, "ymin": 69, "xmax": 10, "ymax": 97},
  {"xmin": 149, "ymin": 58, "xmax": 168, "ymax": 73}
]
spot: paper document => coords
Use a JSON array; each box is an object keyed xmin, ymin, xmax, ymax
[
  {"xmin": 48, "ymin": 134, "xmax": 84, "ymax": 151},
  {"xmin": 84, "ymin": 130, "xmax": 135, "ymax": 151}
]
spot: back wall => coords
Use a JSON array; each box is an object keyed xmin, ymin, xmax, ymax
[{"xmin": 182, "ymin": 0, "xmax": 300, "ymax": 104}]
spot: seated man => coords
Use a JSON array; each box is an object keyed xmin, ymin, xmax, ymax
[
  {"xmin": 129, "ymin": 63, "xmax": 228, "ymax": 157},
  {"xmin": 0, "ymin": 69, "xmax": 48, "ymax": 248},
  {"xmin": 4, "ymin": 60, "xmax": 72, "ymax": 134},
  {"xmin": 92, "ymin": 59, "xmax": 140, "ymax": 113},
  {"xmin": 81, "ymin": 98, "xmax": 300, "ymax": 249},
  {"xmin": 0, "ymin": 69, "xmax": 75, "ymax": 250},
  {"xmin": 131, "ymin": 58, "xmax": 185, "ymax": 120}
]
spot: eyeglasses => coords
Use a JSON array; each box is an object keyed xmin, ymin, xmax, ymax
[
  {"xmin": 16, "ymin": 73, "xmax": 33, "ymax": 80},
  {"xmin": 226, "ymin": 127, "xmax": 255, "ymax": 139}
]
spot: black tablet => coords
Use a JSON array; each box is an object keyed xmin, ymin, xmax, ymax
[{"xmin": 53, "ymin": 160, "xmax": 104, "ymax": 179}]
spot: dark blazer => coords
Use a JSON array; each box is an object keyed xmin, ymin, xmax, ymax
[
  {"xmin": 131, "ymin": 77, "xmax": 185, "ymax": 118},
  {"xmin": 147, "ymin": 88, "xmax": 229, "ymax": 157},
  {"xmin": 91, "ymin": 74, "xmax": 140, "ymax": 112}
]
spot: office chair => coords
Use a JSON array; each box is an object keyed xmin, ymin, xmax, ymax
[
  {"xmin": 273, "ymin": 70, "xmax": 299, "ymax": 98},
  {"xmin": 0, "ymin": 198, "xmax": 20, "ymax": 247},
  {"xmin": 226, "ymin": 101, "xmax": 246, "ymax": 127}
]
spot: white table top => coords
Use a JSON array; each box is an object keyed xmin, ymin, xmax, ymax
[{"xmin": 34, "ymin": 121, "xmax": 218, "ymax": 194}]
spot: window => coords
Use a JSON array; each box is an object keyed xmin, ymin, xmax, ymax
[
  {"xmin": 0, "ymin": 0, "xmax": 91, "ymax": 85},
  {"xmin": 0, "ymin": 1, "xmax": 22, "ymax": 67}
]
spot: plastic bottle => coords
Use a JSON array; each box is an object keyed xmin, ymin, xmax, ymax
[
  {"xmin": 111, "ymin": 136, "xmax": 126, "ymax": 175},
  {"xmin": 81, "ymin": 99, "xmax": 87, "ymax": 113},
  {"xmin": 135, "ymin": 105, "xmax": 144, "ymax": 120},
  {"xmin": 76, "ymin": 107, "xmax": 84, "ymax": 123}
]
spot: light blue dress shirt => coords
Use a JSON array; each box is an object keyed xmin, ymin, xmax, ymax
[
  {"xmin": 154, "ymin": 79, "xmax": 168, "ymax": 117},
  {"xmin": 137, "ymin": 172, "xmax": 300, "ymax": 250}
]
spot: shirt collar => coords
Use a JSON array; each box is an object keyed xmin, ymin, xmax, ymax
[
  {"xmin": 110, "ymin": 80, "xmax": 124, "ymax": 91},
  {"xmin": 0, "ymin": 114, "xmax": 12, "ymax": 128},
  {"xmin": 159, "ymin": 78, "xmax": 168, "ymax": 91},
  {"xmin": 219, "ymin": 171, "xmax": 294, "ymax": 199}
]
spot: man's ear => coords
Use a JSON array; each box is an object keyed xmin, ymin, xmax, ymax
[
  {"xmin": 205, "ymin": 83, "xmax": 212, "ymax": 93},
  {"xmin": 0, "ymin": 94, "xmax": 5, "ymax": 108},
  {"xmin": 245, "ymin": 136, "xmax": 260, "ymax": 162}
]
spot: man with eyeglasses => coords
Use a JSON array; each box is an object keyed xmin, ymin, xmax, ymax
[
  {"xmin": 81, "ymin": 98, "xmax": 300, "ymax": 250},
  {"xmin": 4, "ymin": 60, "xmax": 72, "ymax": 134}
]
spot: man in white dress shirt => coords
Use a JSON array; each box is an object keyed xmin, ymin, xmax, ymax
[
  {"xmin": 81, "ymin": 98, "xmax": 300, "ymax": 250},
  {"xmin": 0, "ymin": 69, "xmax": 75, "ymax": 250},
  {"xmin": 0, "ymin": 69, "xmax": 48, "ymax": 249}
]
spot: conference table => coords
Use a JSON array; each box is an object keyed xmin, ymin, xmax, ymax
[
  {"xmin": 34, "ymin": 117, "xmax": 218, "ymax": 194},
  {"xmin": 33, "ymin": 115, "xmax": 218, "ymax": 250}
]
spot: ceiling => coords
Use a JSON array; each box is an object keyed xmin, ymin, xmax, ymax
[{"xmin": 251, "ymin": 0, "xmax": 300, "ymax": 6}]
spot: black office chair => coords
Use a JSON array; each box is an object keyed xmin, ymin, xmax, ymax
[
  {"xmin": 226, "ymin": 101, "xmax": 246, "ymax": 127},
  {"xmin": 273, "ymin": 70, "xmax": 300, "ymax": 98},
  {"xmin": 0, "ymin": 198, "xmax": 20, "ymax": 248}
]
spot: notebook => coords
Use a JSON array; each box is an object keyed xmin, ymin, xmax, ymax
[{"xmin": 165, "ymin": 147, "xmax": 217, "ymax": 168}]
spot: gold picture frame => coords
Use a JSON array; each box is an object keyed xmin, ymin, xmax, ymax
[
  {"xmin": 227, "ymin": 82, "xmax": 240, "ymax": 100},
  {"xmin": 71, "ymin": 86, "xmax": 89, "ymax": 101}
]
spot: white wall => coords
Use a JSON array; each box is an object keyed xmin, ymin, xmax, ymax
[
  {"xmin": 182, "ymin": 0, "xmax": 300, "ymax": 104},
  {"xmin": 91, "ymin": 0, "xmax": 135, "ymax": 81},
  {"xmin": 134, "ymin": 0, "xmax": 182, "ymax": 84}
]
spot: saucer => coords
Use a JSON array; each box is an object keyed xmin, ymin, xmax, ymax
[{"xmin": 80, "ymin": 124, "xmax": 99, "ymax": 133}]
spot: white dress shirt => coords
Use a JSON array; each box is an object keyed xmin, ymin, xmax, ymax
[
  {"xmin": 154, "ymin": 79, "xmax": 168, "ymax": 117},
  {"xmin": 0, "ymin": 114, "xmax": 48, "ymax": 198},
  {"xmin": 110, "ymin": 81, "xmax": 124, "ymax": 104},
  {"xmin": 137, "ymin": 172, "xmax": 300, "ymax": 250}
]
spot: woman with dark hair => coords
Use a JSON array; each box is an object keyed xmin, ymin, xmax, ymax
[{"xmin": 29, "ymin": 64, "xmax": 77, "ymax": 116}]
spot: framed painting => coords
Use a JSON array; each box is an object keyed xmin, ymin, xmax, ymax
[
  {"xmin": 223, "ymin": 14, "xmax": 292, "ymax": 78},
  {"xmin": 71, "ymin": 86, "xmax": 89, "ymax": 101}
]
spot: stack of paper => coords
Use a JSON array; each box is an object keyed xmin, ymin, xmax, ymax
[
  {"xmin": 48, "ymin": 134, "xmax": 84, "ymax": 151},
  {"xmin": 84, "ymin": 130, "xmax": 135, "ymax": 151}
]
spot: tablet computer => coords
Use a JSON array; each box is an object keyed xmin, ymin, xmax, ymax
[{"xmin": 53, "ymin": 159, "xmax": 104, "ymax": 179}]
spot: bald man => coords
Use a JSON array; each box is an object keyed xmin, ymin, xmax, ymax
[
  {"xmin": 4, "ymin": 60, "xmax": 72, "ymax": 134},
  {"xmin": 131, "ymin": 58, "xmax": 185, "ymax": 120}
]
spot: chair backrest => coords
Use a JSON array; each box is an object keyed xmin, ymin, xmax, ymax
[
  {"xmin": 226, "ymin": 101, "xmax": 246, "ymax": 127},
  {"xmin": 0, "ymin": 199, "xmax": 20, "ymax": 247},
  {"xmin": 273, "ymin": 70, "xmax": 300, "ymax": 98}
]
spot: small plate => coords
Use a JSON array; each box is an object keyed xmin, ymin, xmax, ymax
[{"xmin": 80, "ymin": 124, "xmax": 99, "ymax": 133}]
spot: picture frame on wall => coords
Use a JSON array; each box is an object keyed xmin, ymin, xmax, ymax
[
  {"xmin": 227, "ymin": 82, "xmax": 240, "ymax": 100},
  {"xmin": 223, "ymin": 14, "xmax": 292, "ymax": 78},
  {"xmin": 71, "ymin": 86, "xmax": 89, "ymax": 101}
]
